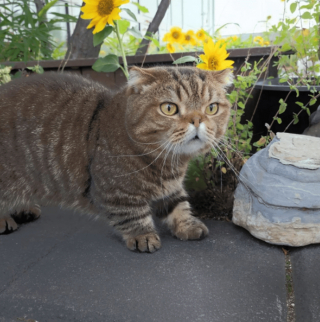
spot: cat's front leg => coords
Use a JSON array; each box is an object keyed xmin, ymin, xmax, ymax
[
  {"xmin": 156, "ymin": 191, "xmax": 209, "ymax": 240},
  {"xmin": 110, "ymin": 204, "xmax": 161, "ymax": 253}
]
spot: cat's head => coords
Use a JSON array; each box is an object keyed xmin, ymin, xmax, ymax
[{"xmin": 125, "ymin": 66, "xmax": 232, "ymax": 156}]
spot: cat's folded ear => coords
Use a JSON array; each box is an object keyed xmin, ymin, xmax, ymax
[
  {"xmin": 211, "ymin": 68, "xmax": 234, "ymax": 89},
  {"xmin": 127, "ymin": 66, "xmax": 158, "ymax": 95}
]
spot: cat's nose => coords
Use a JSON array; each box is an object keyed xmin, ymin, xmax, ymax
[{"xmin": 190, "ymin": 115, "xmax": 202, "ymax": 128}]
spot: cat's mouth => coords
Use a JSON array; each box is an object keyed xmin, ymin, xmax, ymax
[{"xmin": 192, "ymin": 135, "xmax": 200, "ymax": 140}]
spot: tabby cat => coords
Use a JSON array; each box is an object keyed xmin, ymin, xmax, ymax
[{"xmin": 0, "ymin": 66, "xmax": 232, "ymax": 252}]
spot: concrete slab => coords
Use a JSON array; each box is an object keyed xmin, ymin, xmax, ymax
[
  {"xmin": 291, "ymin": 246, "xmax": 320, "ymax": 322},
  {"xmin": 0, "ymin": 207, "xmax": 287, "ymax": 322}
]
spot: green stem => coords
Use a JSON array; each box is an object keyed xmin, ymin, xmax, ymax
[{"xmin": 114, "ymin": 20, "xmax": 129, "ymax": 79}]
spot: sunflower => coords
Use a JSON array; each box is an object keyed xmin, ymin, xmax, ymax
[
  {"xmin": 81, "ymin": 0, "xmax": 129, "ymax": 34},
  {"xmin": 302, "ymin": 28, "xmax": 310, "ymax": 37},
  {"xmin": 195, "ymin": 29, "xmax": 206, "ymax": 41},
  {"xmin": 166, "ymin": 43, "xmax": 175, "ymax": 53},
  {"xmin": 182, "ymin": 30, "xmax": 197, "ymax": 46},
  {"xmin": 163, "ymin": 27, "xmax": 184, "ymax": 44},
  {"xmin": 197, "ymin": 38, "xmax": 234, "ymax": 71},
  {"xmin": 253, "ymin": 36, "xmax": 264, "ymax": 46}
]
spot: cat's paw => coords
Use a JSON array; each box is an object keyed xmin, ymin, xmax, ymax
[
  {"xmin": 11, "ymin": 205, "xmax": 41, "ymax": 225},
  {"xmin": 0, "ymin": 205, "xmax": 41, "ymax": 234},
  {"xmin": 0, "ymin": 216, "xmax": 19, "ymax": 234},
  {"xmin": 173, "ymin": 217, "xmax": 209, "ymax": 241},
  {"xmin": 126, "ymin": 232, "xmax": 161, "ymax": 253}
]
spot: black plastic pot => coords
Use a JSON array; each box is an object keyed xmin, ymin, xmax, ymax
[{"xmin": 251, "ymin": 78, "xmax": 320, "ymax": 141}]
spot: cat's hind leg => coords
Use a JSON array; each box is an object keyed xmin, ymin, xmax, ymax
[{"xmin": 0, "ymin": 204, "xmax": 41, "ymax": 234}]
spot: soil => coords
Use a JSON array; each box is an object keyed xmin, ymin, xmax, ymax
[{"xmin": 188, "ymin": 160, "xmax": 241, "ymax": 221}]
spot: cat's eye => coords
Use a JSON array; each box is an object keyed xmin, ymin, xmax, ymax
[
  {"xmin": 160, "ymin": 102, "xmax": 178, "ymax": 116},
  {"xmin": 206, "ymin": 103, "xmax": 219, "ymax": 115}
]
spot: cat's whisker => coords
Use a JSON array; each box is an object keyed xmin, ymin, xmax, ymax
[
  {"xmin": 207, "ymin": 132, "xmax": 248, "ymax": 165},
  {"xmin": 124, "ymin": 125, "xmax": 164, "ymax": 146},
  {"xmin": 160, "ymin": 142, "xmax": 174, "ymax": 196},
  {"xmin": 108, "ymin": 138, "xmax": 171, "ymax": 158},
  {"xmin": 209, "ymin": 141, "xmax": 255, "ymax": 192},
  {"xmin": 212, "ymin": 136, "xmax": 257, "ymax": 181},
  {"xmin": 170, "ymin": 143, "xmax": 182, "ymax": 184},
  {"xmin": 216, "ymin": 139, "xmax": 247, "ymax": 162},
  {"xmin": 114, "ymin": 141, "xmax": 172, "ymax": 177}
]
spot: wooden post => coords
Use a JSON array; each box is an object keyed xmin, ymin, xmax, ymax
[{"xmin": 136, "ymin": 0, "xmax": 171, "ymax": 55}]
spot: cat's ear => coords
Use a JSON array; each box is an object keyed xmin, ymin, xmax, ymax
[
  {"xmin": 127, "ymin": 66, "xmax": 157, "ymax": 94},
  {"xmin": 213, "ymin": 69, "xmax": 234, "ymax": 89}
]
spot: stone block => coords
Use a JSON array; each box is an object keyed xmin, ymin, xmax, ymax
[{"xmin": 233, "ymin": 133, "xmax": 320, "ymax": 246}]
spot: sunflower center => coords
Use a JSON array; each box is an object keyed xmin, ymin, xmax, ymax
[
  {"xmin": 209, "ymin": 56, "xmax": 218, "ymax": 70},
  {"xmin": 97, "ymin": 0, "xmax": 114, "ymax": 16},
  {"xmin": 197, "ymin": 32, "xmax": 203, "ymax": 37},
  {"xmin": 185, "ymin": 35, "xmax": 191, "ymax": 41},
  {"xmin": 172, "ymin": 32, "xmax": 180, "ymax": 39}
]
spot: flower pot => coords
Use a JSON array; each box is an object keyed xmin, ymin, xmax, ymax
[{"xmin": 251, "ymin": 78, "xmax": 320, "ymax": 141}]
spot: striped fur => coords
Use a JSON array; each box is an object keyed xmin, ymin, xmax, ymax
[{"xmin": 0, "ymin": 66, "xmax": 232, "ymax": 252}]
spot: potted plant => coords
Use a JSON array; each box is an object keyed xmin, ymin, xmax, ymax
[{"xmin": 250, "ymin": 0, "xmax": 320, "ymax": 145}]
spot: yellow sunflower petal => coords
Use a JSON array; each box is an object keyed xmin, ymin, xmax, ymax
[
  {"xmin": 83, "ymin": 0, "xmax": 98, "ymax": 4},
  {"xmin": 93, "ymin": 16, "xmax": 108, "ymax": 34},
  {"xmin": 107, "ymin": 7, "xmax": 121, "ymax": 24},
  {"xmin": 87, "ymin": 15, "xmax": 101, "ymax": 29},
  {"xmin": 197, "ymin": 63, "xmax": 209, "ymax": 70},
  {"xmin": 219, "ymin": 60, "xmax": 234, "ymax": 69},
  {"xmin": 204, "ymin": 38, "xmax": 215, "ymax": 52},
  {"xmin": 82, "ymin": 3, "xmax": 97, "ymax": 10},
  {"xmin": 199, "ymin": 54, "xmax": 208, "ymax": 64},
  {"xmin": 114, "ymin": 0, "xmax": 130, "ymax": 6},
  {"xmin": 81, "ymin": 11, "xmax": 98, "ymax": 19}
]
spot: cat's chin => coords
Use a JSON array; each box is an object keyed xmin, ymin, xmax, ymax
[{"xmin": 179, "ymin": 139, "xmax": 206, "ymax": 155}]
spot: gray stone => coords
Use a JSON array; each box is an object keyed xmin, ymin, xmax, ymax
[
  {"xmin": 303, "ymin": 105, "xmax": 320, "ymax": 138},
  {"xmin": 233, "ymin": 133, "xmax": 320, "ymax": 246},
  {"xmin": 291, "ymin": 246, "xmax": 320, "ymax": 321},
  {"xmin": 0, "ymin": 207, "xmax": 287, "ymax": 322}
]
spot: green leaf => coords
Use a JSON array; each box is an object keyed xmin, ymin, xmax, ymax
[
  {"xmin": 27, "ymin": 65, "xmax": 44, "ymax": 74},
  {"xmin": 238, "ymin": 102, "xmax": 245, "ymax": 108},
  {"xmin": 132, "ymin": 2, "xmax": 149, "ymax": 13},
  {"xmin": 306, "ymin": 108, "xmax": 311, "ymax": 116},
  {"xmin": 127, "ymin": 26, "xmax": 142, "ymax": 39},
  {"xmin": 279, "ymin": 78, "xmax": 288, "ymax": 83},
  {"xmin": 173, "ymin": 56, "xmax": 198, "ymax": 65},
  {"xmin": 122, "ymin": 8, "xmax": 138, "ymax": 21},
  {"xmin": 215, "ymin": 22, "xmax": 240, "ymax": 34},
  {"xmin": 12, "ymin": 71, "xmax": 22, "ymax": 79},
  {"xmin": 310, "ymin": 98, "xmax": 317, "ymax": 106},
  {"xmin": 279, "ymin": 99, "xmax": 287, "ymax": 114},
  {"xmin": 118, "ymin": 20, "xmax": 130, "ymax": 34},
  {"xmin": 92, "ymin": 54, "xmax": 120, "ymax": 72},
  {"xmin": 290, "ymin": 2, "xmax": 297, "ymax": 13},
  {"xmin": 301, "ymin": 12, "xmax": 312, "ymax": 19},
  {"xmin": 296, "ymin": 101, "xmax": 304, "ymax": 107},
  {"xmin": 144, "ymin": 35, "xmax": 160, "ymax": 48},
  {"xmin": 293, "ymin": 113, "xmax": 299, "ymax": 124},
  {"xmin": 253, "ymin": 137, "xmax": 266, "ymax": 147},
  {"xmin": 38, "ymin": 0, "xmax": 59, "ymax": 20},
  {"xmin": 93, "ymin": 26, "xmax": 113, "ymax": 47},
  {"xmin": 300, "ymin": 3, "xmax": 314, "ymax": 9},
  {"xmin": 236, "ymin": 123, "xmax": 244, "ymax": 130},
  {"xmin": 50, "ymin": 12, "xmax": 78, "ymax": 23},
  {"xmin": 277, "ymin": 117, "xmax": 282, "ymax": 124}
]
